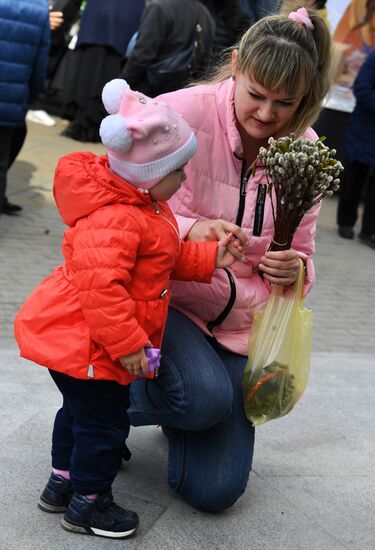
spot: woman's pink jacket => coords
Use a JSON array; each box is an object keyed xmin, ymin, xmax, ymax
[{"xmin": 161, "ymin": 77, "xmax": 320, "ymax": 356}]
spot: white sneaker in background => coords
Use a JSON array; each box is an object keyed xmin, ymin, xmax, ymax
[{"xmin": 26, "ymin": 110, "xmax": 56, "ymax": 127}]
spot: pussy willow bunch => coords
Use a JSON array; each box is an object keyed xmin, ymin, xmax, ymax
[{"xmin": 258, "ymin": 134, "xmax": 344, "ymax": 251}]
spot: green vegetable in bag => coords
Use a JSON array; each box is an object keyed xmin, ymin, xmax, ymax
[{"xmin": 243, "ymin": 361, "xmax": 296, "ymax": 425}]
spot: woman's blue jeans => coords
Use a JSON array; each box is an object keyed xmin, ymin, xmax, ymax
[{"xmin": 128, "ymin": 308, "xmax": 255, "ymax": 513}]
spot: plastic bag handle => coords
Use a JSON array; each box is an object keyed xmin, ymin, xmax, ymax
[
  {"xmin": 270, "ymin": 257, "xmax": 305, "ymax": 301},
  {"xmin": 282, "ymin": 257, "xmax": 305, "ymax": 315},
  {"xmin": 294, "ymin": 258, "xmax": 306, "ymax": 302}
]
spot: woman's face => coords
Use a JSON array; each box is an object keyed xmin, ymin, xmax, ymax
[{"xmin": 232, "ymin": 55, "xmax": 305, "ymax": 141}]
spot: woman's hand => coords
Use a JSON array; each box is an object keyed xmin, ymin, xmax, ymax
[
  {"xmin": 119, "ymin": 347, "xmax": 149, "ymax": 377},
  {"xmin": 49, "ymin": 11, "xmax": 64, "ymax": 30},
  {"xmin": 187, "ymin": 219, "xmax": 248, "ymax": 262},
  {"xmin": 258, "ymin": 249, "xmax": 301, "ymax": 286},
  {"xmin": 216, "ymin": 232, "xmax": 246, "ymax": 268}
]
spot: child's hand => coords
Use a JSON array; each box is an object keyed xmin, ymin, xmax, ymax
[
  {"xmin": 216, "ymin": 232, "xmax": 247, "ymax": 268},
  {"xmin": 119, "ymin": 348, "xmax": 149, "ymax": 377}
]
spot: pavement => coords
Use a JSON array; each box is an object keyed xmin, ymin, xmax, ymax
[{"xmin": 0, "ymin": 117, "xmax": 374, "ymax": 550}]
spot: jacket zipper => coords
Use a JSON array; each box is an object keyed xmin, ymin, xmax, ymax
[
  {"xmin": 153, "ymin": 200, "xmax": 181, "ymax": 254},
  {"xmin": 235, "ymin": 160, "xmax": 248, "ymax": 227},
  {"xmin": 151, "ymin": 200, "xmax": 179, "ymax": 343},
  {"xmin": 154, "ymin": 201, "xmax": 237, "ymax": 334}
]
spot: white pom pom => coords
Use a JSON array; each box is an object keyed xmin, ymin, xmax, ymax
[
  {"xmin": 102, "ymin": 79, "xmax": 130, "ymax": 114},
  {"xmin": 99, "ymin": 114, "xmax": 132, "ymax": 152}
]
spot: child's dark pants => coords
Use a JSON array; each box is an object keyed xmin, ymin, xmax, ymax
[{"xmin": 49, "ymin": 370, "xmax": 130, "ymax": 495}]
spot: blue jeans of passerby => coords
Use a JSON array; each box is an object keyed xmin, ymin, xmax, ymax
[
  {"xmin": 129, "ymin": 308, "xmax": 255, "ymax": 512},
  {"xmin": 49, "ymin": 370, "xmax": 130, "ymax": 495}
]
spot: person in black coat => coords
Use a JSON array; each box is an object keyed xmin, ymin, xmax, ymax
[
  {"xmin": 63, "ymin": 0, "xmax": 145, "ymax": 142},
  {"xmin": 30, "ymin": 0, "xmax": 83, "ymax": 117},
  {"xmin": 122, "ymin": 0, "xmax": 215, "ymax": 97},
  {"xmin": 48, "ymin": 0, "xmax": 82, "ymax": 79},
  {"xmin": 337, "ymin": 51, "xmax": 375, "ymax": 248}
]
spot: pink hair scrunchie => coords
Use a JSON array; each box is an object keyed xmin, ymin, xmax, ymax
[{"xmin": 288, "ymin": 7, "xmax": 314, "ymax": 30}]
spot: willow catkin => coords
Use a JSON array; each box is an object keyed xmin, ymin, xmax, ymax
[{"xmin": 258, "ymin": 134, "xmax": 344, "ymax": 250}]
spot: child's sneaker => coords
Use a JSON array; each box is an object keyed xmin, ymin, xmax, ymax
[
  {"xmin": 61, "ymin": 489, "xmax": 139, "ymax": 539},
  {"xmin": 38, "ymin": 472, "xmax": 73, "ymax": 513}
]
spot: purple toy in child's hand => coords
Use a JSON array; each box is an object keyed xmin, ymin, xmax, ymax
[{"xmin": 145, "ymin": 347, "xmax": 161, "ymax": 374}]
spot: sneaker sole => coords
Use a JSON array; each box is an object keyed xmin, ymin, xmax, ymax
[
  {"xmin": 38, "ymin": 498, "xmax": 68, "ymax": 513},
  {"xmin": 61, "ymin": 517, "xmax": 139, "ymax": 539}
]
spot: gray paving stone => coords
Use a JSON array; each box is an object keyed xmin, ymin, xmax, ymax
[
  {"xmin": 138, "ymin": 475, "xmax": 349, "ymax": 550},
  {"xmin": 264, "ymin": 476, "xmax": 375, "ymax": 550}
]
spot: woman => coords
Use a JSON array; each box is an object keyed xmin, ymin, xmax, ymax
[{"xmin": 128, "ymin": 5, "xmax": 333, "ymax": 512}]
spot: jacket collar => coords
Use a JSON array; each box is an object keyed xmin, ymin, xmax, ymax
[{"xmin": 216, "ymin": 77, "xmax": 243, "ymax": 158}]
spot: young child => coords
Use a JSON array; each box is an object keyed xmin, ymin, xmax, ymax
[{"xmin": 14, "ymin": 79, "xmax": 244, "ymax": 540}]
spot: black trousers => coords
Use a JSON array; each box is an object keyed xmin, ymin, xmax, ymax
[
  {"xmin": 0, "ymin": 124, "xmax": 27, "ymax": 213},
  {"xmin": 49, "ymin": 370, "xmax": 130, "ymax": 495},
  {"xmin": 337, "ymin": 160, "xmax": 375, "ymax": 236}
]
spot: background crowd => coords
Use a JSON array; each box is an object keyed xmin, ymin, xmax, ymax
[{"xmin": 1, "ymin": 1, "xmax": 375, "ymax": 241}]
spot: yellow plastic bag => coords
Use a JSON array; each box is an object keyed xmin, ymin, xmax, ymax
[{"xmin": 242, "ymin": 259, "xmax": 313, "ymax": 427}]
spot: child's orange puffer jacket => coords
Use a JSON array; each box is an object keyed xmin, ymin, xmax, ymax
[{"xmin": 14, "ymin": 152, "xmax": 217, "ymax": 385}]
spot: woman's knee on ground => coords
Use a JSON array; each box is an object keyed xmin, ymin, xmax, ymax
[
  {"xmin": 172, "ymin": 377, "xmax": 234, "ymax": 431},
  {"xmin": 175, "ymin": 473, "xmax": 250, "ymax": 513}
]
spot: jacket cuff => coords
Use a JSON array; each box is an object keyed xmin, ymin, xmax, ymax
[
  {"xmin": 198, "ymin": 241, "xmax": 218, "ymax": 282},
  {"xmin": 105, "ymin": 329, "xmax": 149, "ymax": 361}
]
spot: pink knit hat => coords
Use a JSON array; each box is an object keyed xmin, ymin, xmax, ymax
[{"xmin": 99, "ymin": 79, "xmax": 197, "ymax": 189}]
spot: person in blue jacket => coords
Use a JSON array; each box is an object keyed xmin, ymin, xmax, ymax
[
  {"xmin": 337, "ymin": 51, "xmax": 375, "ymax": 248},
  {"xmin": 0, "ymin": 0, "xmax": 50, "ymax": 216}
]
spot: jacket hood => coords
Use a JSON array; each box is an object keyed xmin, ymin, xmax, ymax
[{"xmin": 53, "ymin": 152, "xmax": 151, "ymax": 226}]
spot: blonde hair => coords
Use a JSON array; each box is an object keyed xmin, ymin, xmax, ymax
[{"xmin": 202, "ymin": 2, "xmax": 333, "ymax": 135}]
